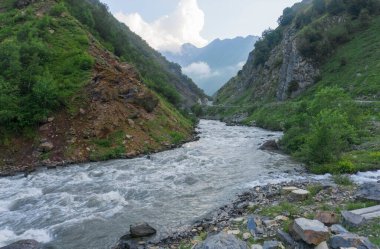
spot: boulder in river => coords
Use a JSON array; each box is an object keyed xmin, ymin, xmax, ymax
[
  {"xmin": 329, "ymin": 233, "xmax": 378, "ymax": 249},
  {"xmin": 0, "ymin": 240, "xmax": 43, "ymax": 249},
  {"xmin": 193, "ymin": 232, "xmax": 248, "ymax": 249},
  {"xmin": 357, "ymin": 183, "xmax": 380, "ymax": 202},
  {"xmin": 259, "ymin": 140, "xmax": 279, "ymax": 151},
  {"xmin": 293, "ymin": 218, "xmax": 329, "ymax": 245},
  {"xmin": 130, "ymin": 222, "xmax": 156, "ymax": 238}
]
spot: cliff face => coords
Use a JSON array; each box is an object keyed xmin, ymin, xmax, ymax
[{"xmin": 0, "ymin": 0, "xmax": 195, "ymax": 175}]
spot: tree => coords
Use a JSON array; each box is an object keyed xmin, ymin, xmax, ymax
[
  {"xmin": 313, "ymin": 0, "xmax": 326, "ymax": 14},
  {"xmin": 278, "ymin": 7, "xmax": 295, "ymax": 26},
  {"xmin": 326, "ymin": 0, "xmax": 345, "ymax": 15}
]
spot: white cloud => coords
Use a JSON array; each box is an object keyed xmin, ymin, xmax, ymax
[
  {"xmin": 115, "ymin": 0, "xmax": 208, "ymax": 53},
  {"xmin": 182, "ymin": 62, "xmax": 219, "ymax": 79}
]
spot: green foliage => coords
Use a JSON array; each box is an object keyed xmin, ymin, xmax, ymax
[
  {"xmin": 253, "ymin": 29, "xmax": 283, "ymax": 67},
  {"xmin": 191, "ymin": 104, "xmax": 203, "ymax": 117},
  {"xmin": 332, "ymin": 174, "xmax": 354, "ymax": 186},
  {"xmin": 278, "ymin": 7, "xmax": 296, "ymax": 26}
]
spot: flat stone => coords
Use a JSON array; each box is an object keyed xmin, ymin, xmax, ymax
[
  {"xmin": 351, "ymin": 205, "xmax": 380, "ymax": 220},
  {"xmin": 263, "ymin": 219, "xmax": 277, "ymax": 227},
  {"xmin": 130, "ymin": 223, "xmax": 156, "ymax": 238},
  {"xmin": 275, "ymin": 215, "xmax": 289, "ymax": 221},
  {"xmin": 329, "ymin": 233, "xmax": 378, "ymax": 249},
  {"xmin": 193, "ymin": 233, "xmax": 248, "ymax": 249},
  {"xmin": 277, "ymin": 230, "xmax": 296, "ymax": 247},
  {"xmin": 227, "ymin": 230, "xmax": 241, "ymax": 235},
  {"xmin": 291, "ymin": 189, "xmax": 310, "ymax": 201},
  {"xmin": 232, "ymin": 217, "xmax": 245, "ymax": 223},
  {"xmin": 314, "ymin": 241, "xmax": 329, "ymax": 249},
  {"xmin": 263, "ymin": 241, "xmax": 284, "ymax": 249},
  {"xmin": 293, "ymin": 218, "xmax": 329, "ymax": 245},
  {"xmin": 341, "ymin": 211, "xmax": 366, "ymax": 227},
  {"xmin": 251, "ymin": 245, "xmax": 263, "ymax": 249},
  {"xmin": 0, "ymin": 240, "xmax": 43, "ymax": 249},
  {"xmin": 281, "ymin": 186, "xmax": 299, "ymax": 194},
  {"xmin": 330, "ymin": 224, "xmax": 348, "ymax": 234},
  {"xmin": 316, "ymin": 211, "xmax": 339, "ymax": 226},
  {"xmin": 357, "ymin": 183, "xmax": 380, "ymax": 202}
]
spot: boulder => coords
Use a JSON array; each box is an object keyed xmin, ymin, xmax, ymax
[
  {"xmin": 0, "ymin": 240, "xmax": 43, "ymax": 249},
  {"xmin": 277, "ymin": 230, "xmax": 296, "ymax": 247},
  {"xmin": 129, "ymin": 223, "xmax": 156, "ymax": 238},
  {"xmin": 315, "ymin": 211, "xmax": 339, "ymax": 226},
  {"xmin": 263, "ymin": 241, "xmax": 284, "ymax": 249},
  {"xmin": 330, "ymin": 224, "xmax": 348, "ymax": 234},
  {"xmin": 281, "ymin": 186, "xmax": 299, "ymax": 194},
  {"xmin": 293, "ymin": 218, "xmax": 329, "ymax": 245},
  {"xmin": 193, "ymin": 233, "xmax": 248, "ymax": 249},
  {"xmin": 341, "ymin": 211, "xmax": 366, "ymax": 227},
  {"xmin": 329, "ymin": 233, "xmax": 378, "ymax": 249},
  {"xmin": 357, "ymin": 183, "xmax": 380, "ymax": 202},
  {"xmin": 291, "ymin": 189, "xmax": 310, "ymax": 201},
  {"xmin": 314, "ymin": 241, "xmax": 329, "ymax": 249},
  {"xmin": 39, "ymin": 142, "xmax": 54, "ymax": 152},
  {"xmin": 132, "ymin": 92, "xmax": 159, "ymax": 113},
  {"xmin": 259, "ymin": 140, "xmax": 279, "ymax": 151}
]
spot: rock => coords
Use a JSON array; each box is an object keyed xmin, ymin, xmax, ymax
[
  {"xmin": 132, "ymin": 92, "xmax": 159, "ymax": 113},
  {"xmin": 259, "ymin": 140, "xmax": 279, "ymax": 151},
  {"xmin": 79, "ymin": 108, "xmax": 86, "ymax": 115},
  {"xmin": 247, "ymin": 216, "xmax": 257, "ymax": 235},
  {"xmin": 277, "ymin": 230, "xmax": 296, "ymax": 247},
  {"xmin": 314, "ymin": 241, "xmax": 329, "ymax": 249},
  {"xmin": 39, "ymin": 142, "xmax": 54, "ymax": 152},
  {"xmin": 315, "ymin": 211, "xmax": 339, "ymax": 226},
  {"xmin": 47, "ymin": 117, "xmax": 55, "ymax": 122},
  {"xmin": 330, "ymin": 224, "xmax": 348, "ymax": 235},
  {"xmin": 291, "ymin": 189, "xmax": 310, "ymax": 201},
  {"xmin": 357, "ymin": 183, "xmax": 380, "ymax": 202},
  {"xmin": 263, "ymin": 241, "xmax": 284, "ymax": 249},
  {"xmin": 263, "ymin": 219, "xmax": 277, "ymax": 227},
  {"xmin": 293, "ymin": 218, "xmax": 329, "ymax": 245},
  {"xmin": 128, "ymin": 119, "xmax": 135, "ymax": 127},
  {"xmin": 232, "ymin": 217, "xmax": 245, "ymax": 223},
  {"xmin": 275, "ymin": 215, "xmax": 289, "ymax": 222},
  {"xmin": 329, "ymin": 233, "xmax": 378, "ymax": 249},
  {"xmin": 125, "ymin": 134, "xmax": 133, "ymax": 140},
  {"xmin": 341, "ymin": 211, "xmax": 366, "ymax": 227},
  {"xmin": 193, "ymin": 233, "xmax": 248, "ymax": 249},
  {"xmin": 282, "ymin": 186, "xmax": 300, "ymax": 194},
  {"xmin": 243, "ymin": 233, "xmax": 251, "ymax": 240},
  {"xmin": 227, "ymin": 230, "xmax": 241, "ymax": 235},
  {"xmin": 0, "ymin": 240, "xmax": 43, "ymax": 249},
  {"xmin": 130, "ymin": 223, "xmax": 156, "ymax": 238},
  {"xmin": 252, "ymin": 245, "xmax": 263, "ymax": 249}
]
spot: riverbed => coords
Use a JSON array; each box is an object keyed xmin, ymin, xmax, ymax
[{"xmin": 0, "ymin": 120, "xmax": 378, "ymax": 248}]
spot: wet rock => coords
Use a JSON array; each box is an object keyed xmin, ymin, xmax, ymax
[
  {"xmin": 193, "ymin": 232, "xmax": 248, "ymax": 249},
  {"xmin": 39, "ymin": 142, "xmax": 54, "ymax": 152},
  {"xmin": 330, "ymin": 224, "xmax": 348, "ymax": 235},
  {"xmin": 277, "ymin": 230, "xmax": 296, "ymax": 247},
  {"xmin": 291, "ymin": 189, "xmax": 310, "ymax": 201},
  {"xmin": 259, "ymin": 140, "xmax": 279, "ymax": 151},
  {"xmin": 263, "ymin": 241, "xmax": 284, "ymax": 249},
  {"xmin": 357, "ymin": 183, "xmax": 380, "ymax": 202},
  {"xmin": 341, "ymin": 211, "xmax": 366, "ymax": 227},
  {"xmin": 293, "ymin": 218, "xmax": 329, "ymax": 245},
  {"xmin": 0, "ymin": 240, "xmax": 43, "ymax": 249},
  {"xmin": 329, "ymin": 233, "xmax": 378, "ymax": 249},
  {"xmin": 130, "ymin": 223, "xmax": 157, "ymax": 238},
  {"xmin": 315, "ymin": 211, "xmax": 339, "ymax": 226}
]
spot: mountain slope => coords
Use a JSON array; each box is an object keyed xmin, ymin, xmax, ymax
[
  {"xmin": 211, "ymin": 0, "xmax": 380, "ymax": 173},
  {"xmin": 163, "ymin": 36, "xmax": 258, "ymax": 95},
  {"xmin": 0, "ymin": 0, "xmax": 197, "ymax": 175}
]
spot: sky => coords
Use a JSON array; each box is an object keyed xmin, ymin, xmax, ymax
[{"xmin": 101, "ymin": 0, "xmax": 301, "ymax": 53}]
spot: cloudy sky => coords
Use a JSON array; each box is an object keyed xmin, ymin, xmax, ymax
[{"xmin": 101, "ymin": 0, "xmax": 301, "ymax": 52}]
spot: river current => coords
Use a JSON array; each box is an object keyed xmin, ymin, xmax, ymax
[{"xmin": 0, "ymin": 120, "xmax": 379, "ymax": 248}]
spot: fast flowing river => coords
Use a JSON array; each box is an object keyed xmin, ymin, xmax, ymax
[{"xmin": 0, "ymin": 120, "xmax": 378, "ymax": 248}]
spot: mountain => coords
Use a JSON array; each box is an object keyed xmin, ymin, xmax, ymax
[
  {"xmin": 162, "ymin": 36, "xmax": 259, "ymax": 95},
  {"xmin": 212, "ymin": 0, "xmax": 380, "ymax": 173},
  {"xmin": 0, "ymin": 0, "xmax": 204, "ymax": 175}
]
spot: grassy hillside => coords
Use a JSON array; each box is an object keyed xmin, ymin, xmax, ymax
[
  {"xmin": 210, "ymin": 0, "xmax": 380, "ymax": 174},
  {"xmin": 0, "ymin": 0, "xmax": 197, "ymax": 175}
]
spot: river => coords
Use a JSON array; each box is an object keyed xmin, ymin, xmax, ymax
[{"xmin": 0, "ymin": 120, "xmax": 378, "ymax": 248}]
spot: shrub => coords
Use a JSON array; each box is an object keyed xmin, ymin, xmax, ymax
[
  {"xmin": 327, "ymin": 0, "xmax": 345, "ymax": 15},
  {"xmin": 278, "ymin": 7, "xmax": 296, "ymax": 26},
  {"xmin": 49, "ymin": 2, "xmax": 66, "ymax": 17}
]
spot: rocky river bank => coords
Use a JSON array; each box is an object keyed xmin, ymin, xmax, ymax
[{"xmin": 114, "ymin": 179, "xmax": 380, "ymax": 249}]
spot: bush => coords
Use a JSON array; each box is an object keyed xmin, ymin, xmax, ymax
[
  {"xmin": 326, "ymin": 0, "xmax": 345, "ymax": 15},
  {"xmin": 278, "ymin": 7, "xmax": 296, "ymax": 26},
  {"xmin": 49, "ymin": 2, "xmax": 66, "ymax": 17}
]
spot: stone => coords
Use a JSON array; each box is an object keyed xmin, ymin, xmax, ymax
[
  {"xmin": 329, "ymin": 233, "xmax": 378, "ymax": 249},
  {"xmin": 125, "ymin": 134, "xmax": 133, "ymax": 140},
  {"xmin": 227, "ymin": 230, "xmax": 241, "ymax": 235},
  {"xmin": 315, "ymin": 211, "xmax": 339, "ymax": 226},
  {"xmin": 232, "ymin": 217, "xmax": 245, "ymax": 223},
  {"xmin": 247, "ymin": 216, "xmax": 257, "ymax": 235},
  {"xmin": 291, "ymin": 189, "xmax": 310, "ymax": 201},
  {"xmin": 357, "ymin": 183, "xmax": 380, "ymax": 202},
  {"xmin": 330, "ymin": 224, "xmax": 348, "ymax": 234},
  {"xmin": 314, "ymin": 241, "xmax": 329, "ymax": 249},
  {"xmin": 263, "ymin": 219, "xmax": 277, "ymax": 227},
  {"xmin": 259, "ymin": 140, "xmax": 279, "ymax": 151},
  {"xmin": 282, "ymin": 186, "xmax": 300, "ymax": 194},
  {"xmin": 252, "ymin": 245, "xmax": 263, "ymax": 249},
  {"xmin": 193, "ymin": 233, "xmax": 248, "ymax": 249},
  {"xmin": 79, "ymin": 108, "xmax": 86, "ymax": 115},
  {"xmin": 39, "ymin": 142, "xmax": 54, "ymax": 152},
  {"xmin": 277, "ymin": 230, "xmax": 296, "ymax": 247},
  {"xmin": 0, "ymin": 240, "xmax": 43, "ymax": 249},
  {"xmin": 275, "ymin": 215, "xmax": 289, "ymax": 221},
  {"xmin": 47, "ymin": 117, "xmax": 55, "ymax": 122},
  {"xmin": 243, "ymin": 233, "xmax": 251, "ymax": 240},
  {"xmin": 130, "ymin": 223, "xmax": 156, "ymax": 238},
  {"xmin": 293, "ymin": 218, "xmax": 329, "ymax": 245},
  {"xmin": 341, "ymin": 211, "xmax": 366, "ymax": 227},
  {"xmin": 263, "ymin": 241, "xmax": 284, "ymax": 249}
]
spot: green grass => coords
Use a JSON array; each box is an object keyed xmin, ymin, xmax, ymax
[
  {"xmin": 349, "ymin": 218, "xmax": 380, "ymax": 245},
  {"xmin": 331, "ymin": 174, "xmax": 354, "ymax": 186},
  {"xmin": 259, "ymin": 201, "xmax": 299, "ymax": 217},
  {"xmin": 90, "ymin": 130, "xmax": 126, "ymax": 161}
]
